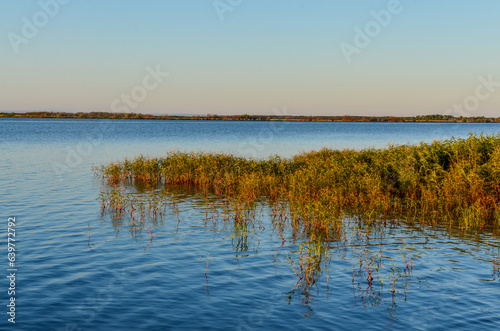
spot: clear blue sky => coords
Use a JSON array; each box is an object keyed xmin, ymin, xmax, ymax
[{"xmin": 1, "ymin": 0, "xmax": 499, "ymax": 116}]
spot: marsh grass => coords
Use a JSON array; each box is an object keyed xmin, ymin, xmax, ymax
[
  {"xmin": 95, "ymin": 133, "xmax": 500, "ymax": 233},
  {"xmin": 95, "ymin": 133, "xmax": 500, "ymax": 296}
]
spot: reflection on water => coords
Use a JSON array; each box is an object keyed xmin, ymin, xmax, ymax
[{"xmin": 98, "ymin": 180, "xmax": 500, "ymax": 324}]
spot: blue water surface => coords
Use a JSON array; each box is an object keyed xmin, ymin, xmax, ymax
[{"xmin": 1, "ymin": 118, "xmax": 499, "ymax": 330}]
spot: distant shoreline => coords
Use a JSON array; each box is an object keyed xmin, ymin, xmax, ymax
[{"xmin": 1, "ymin": 111, "xmax": 500, "ymax": 123}]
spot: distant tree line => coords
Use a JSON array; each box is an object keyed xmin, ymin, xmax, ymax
[{"xmin": 1, "ymin": 111, "xmax": 500, "ymax": 123}]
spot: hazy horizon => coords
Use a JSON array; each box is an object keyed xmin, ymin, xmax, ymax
[{"xmin": 1, "ymin": 0, "xmax": 499, "ymax": 117}]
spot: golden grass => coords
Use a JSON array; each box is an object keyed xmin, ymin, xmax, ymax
[{"xmin": 95, "ymin": 133, "xmax": 500, "ymax": 234}]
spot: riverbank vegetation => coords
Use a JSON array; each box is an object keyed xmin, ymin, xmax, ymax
[{"xmin": 3, "ymin": 111, "xmax": 500, "ymax": 123}]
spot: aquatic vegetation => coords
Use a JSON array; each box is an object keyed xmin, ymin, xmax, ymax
[
  {"xmin": 87, "ymin": 223, "xmax": 94, "ymax": 248},
  {"xmin": 286, "ymin": 238, "xmax": 328, "ymax": 290},
  {"xmin": 95, "ymin": 133, "xmax": 500, "ymax": 232},
  {"xmin": 493, "ymin": 247, "xmax": 500, "ymax": 277},
  {"xmin": 95, "ymin": 133, "xmax": 500, "ymax": 300}
]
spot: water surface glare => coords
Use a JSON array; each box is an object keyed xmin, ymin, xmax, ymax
[{"xmin": 1, "ymin": 119, "xmax": 500, "ymax": 330}]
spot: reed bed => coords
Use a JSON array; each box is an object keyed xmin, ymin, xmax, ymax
[
  {"xmin": 95, "ymin": 133, "xmax": 500, "ymax": 293},
  {"xmin": 95, "ymin": 133, "xmax": 500, "ymax": 234}
]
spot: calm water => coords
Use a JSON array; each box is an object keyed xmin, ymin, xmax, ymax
[{"xmin": 1, "ymin": 118, "xmax": 500, "ymax": 330}]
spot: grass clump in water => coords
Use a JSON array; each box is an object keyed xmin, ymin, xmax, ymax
[{"xmin": 95, "ymin": 133, "xmax": 500, "ymax": 234}]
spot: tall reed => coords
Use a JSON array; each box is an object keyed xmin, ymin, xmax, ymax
[{"xmin": 95, "ymin": 133, "xmax": 500, "ymax": 233}]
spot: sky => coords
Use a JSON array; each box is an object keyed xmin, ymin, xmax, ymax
[{"xmin": 1, "ymin": 0, "xmax": 499, "ymax": 117}]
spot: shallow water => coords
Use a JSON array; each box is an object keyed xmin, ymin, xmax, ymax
[{"xmin": 1, "ymin": 118, "xmax": 500, "ymax": 330}]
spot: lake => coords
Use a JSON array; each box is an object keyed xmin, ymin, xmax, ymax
[{"xmin": 1, "ymin": 118, "xmax": 500, "ymax": 330}]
